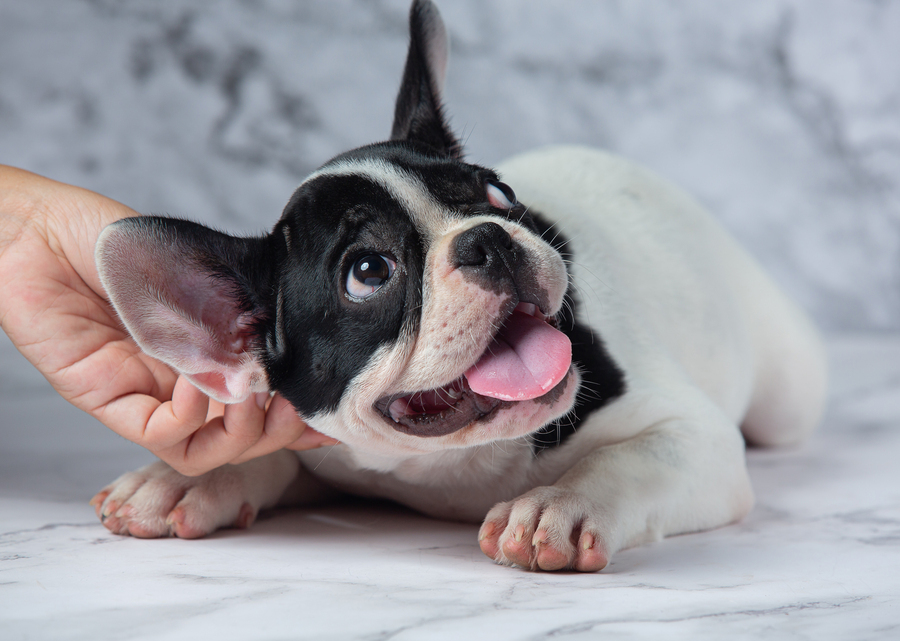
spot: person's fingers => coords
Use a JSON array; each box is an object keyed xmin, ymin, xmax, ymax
[
  {"xmin": 170, "ymin": 375, "xmax": 211, "ymax": 437},
  {"xmin": 92, "ymin": 372, "xmax": 200, "ymax": 454},
  {"xmin": 99, "ymin": 375, "xmax": 339, "ymax": 476},
  {"xmin": 156, "ymin": 388, "xmax": 269, "ymax": 476},
  {"xmin": 284, "ymin": 426, "xmax": 341, "ymax": 451},
  {"xmin": 137, "ymin": 376, "xmax": 210, "ymax": 451},
  {"xmin": 230, "ymin": 393, "xmax": 339, "ymax": 464}
]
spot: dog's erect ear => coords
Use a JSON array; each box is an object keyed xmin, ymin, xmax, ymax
[
  {"xmin": 390, "ymin": 0, "xmax": 461, "ymax": 158},
  {"xmin": 95, "ymin": 217, "xmax": 273, "ymax": 404}
]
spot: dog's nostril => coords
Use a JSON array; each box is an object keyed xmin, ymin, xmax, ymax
[{"xmin": 453, "ymin": 222, "xmax": 513, "ymax": 268}]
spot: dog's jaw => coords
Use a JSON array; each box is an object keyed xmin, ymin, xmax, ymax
[
  {"xmin": 373, "ymin": 301, "xmax": 567, "ymax": 438},
  {"xmin": 308, "ymin": 367, "xmax": 579, "ymax": 468},
  {"xmin": 375, "ymin": 376, "xmax": 507, "ymax": 438}
]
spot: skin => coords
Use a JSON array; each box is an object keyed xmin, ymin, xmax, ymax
[{"xmin": 0, "ymin": 165, "xmax": 337, "ymax": 476}]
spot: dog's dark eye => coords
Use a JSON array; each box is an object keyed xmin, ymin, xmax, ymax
[
  {"xmin": 486, "ymin": 181, "xmax": 517, "ymax": 210},
  {"xmin": 346, "ymin": 253, "xmax": 396, "ymax": 299}
]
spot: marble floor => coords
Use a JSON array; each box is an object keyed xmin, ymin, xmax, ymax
[{"xmin": 1, "ymin": 330, "xmax": 898, "ymax": 640}]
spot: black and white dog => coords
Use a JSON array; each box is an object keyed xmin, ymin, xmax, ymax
[{"xmin": 92, "ymin": 0, "xmax": 826, "ymax": 572}]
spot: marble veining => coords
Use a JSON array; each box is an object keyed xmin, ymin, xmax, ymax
[{"xmin": 0, "ymin": 1, "xmax": 898, "ymax": 330}]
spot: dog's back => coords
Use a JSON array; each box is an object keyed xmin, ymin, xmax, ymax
[{"xmin": 499, "ymin": 144, "xmax": 827, "ymax": 449}]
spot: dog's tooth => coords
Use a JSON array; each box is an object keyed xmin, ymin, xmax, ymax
[
  {"xmin": 389, "ymin": 398, "xmax": 412, "ymax": 423},
  {"xmin": 447, "ymin": 388, "xmax": 461, "ymax": 399}
]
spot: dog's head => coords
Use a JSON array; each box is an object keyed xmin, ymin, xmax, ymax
[{"xmin": 96, "ymin": 0, "xmax": 578, "ymax": 457}]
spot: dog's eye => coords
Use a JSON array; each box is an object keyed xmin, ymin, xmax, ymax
[
  {"xmin": 346, "ymin": 253, "xmax": 396, "ymax": 299},
  {"xmin": 486, "ymin": 181, "xmax": 517, "ymax": 209}
]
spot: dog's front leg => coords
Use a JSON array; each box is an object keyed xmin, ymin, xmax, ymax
[
  {"xmin": 479, "ymin": 412, "xmax": 755, "ymax": 571},
  {"xmin": 91, "ymin": 449, "xmax": 334, "ymax": 538}
]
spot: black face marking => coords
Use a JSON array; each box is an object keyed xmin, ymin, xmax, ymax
[
  {"xmin": 261, "ymin": 173, "xmax": 424, "ymax": 417},
  {"xmin": 527, "ymin": 208, "xmax": 627, "ymax": 454}
]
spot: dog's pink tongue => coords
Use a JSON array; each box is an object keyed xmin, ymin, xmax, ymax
[{"xmin": 464, "ymin": 312, "xmax": 572, "ymax": 401}]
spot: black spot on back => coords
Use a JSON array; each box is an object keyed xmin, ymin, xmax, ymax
[{"xmin": 527, "ymin": 208, "xmax": 627, "ymax": 454}]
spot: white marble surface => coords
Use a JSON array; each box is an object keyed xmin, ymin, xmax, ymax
[{"xmin": 2, "ymin": 331, "xmax": 899, "ymax": 640}]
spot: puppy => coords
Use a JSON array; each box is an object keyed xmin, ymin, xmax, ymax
[{"xmin": 92, "ymin": 0, "xmax": 827, "ymax": 572}]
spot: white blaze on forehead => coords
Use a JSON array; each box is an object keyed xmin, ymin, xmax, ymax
[{"xmin": 302, "ymin": 157, "xmax": 453, "ymax": 240}]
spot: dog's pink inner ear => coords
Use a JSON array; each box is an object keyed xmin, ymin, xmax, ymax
[{"xmin": 96, "ymin": 220, "xmax": 268, "ymax": 404}]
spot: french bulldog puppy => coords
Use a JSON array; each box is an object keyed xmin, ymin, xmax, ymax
[{"xmin": 91, "ymin": 0, "xmax": 826, "ymax": 571}]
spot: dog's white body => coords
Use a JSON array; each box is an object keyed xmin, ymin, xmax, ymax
[
  {"xmin": 296, "ymin": 145, "xmax": 825, "ymax": 540},
  {"xmin": 95, "ymin": 144, "xmax": 826, "ymax": 570}
]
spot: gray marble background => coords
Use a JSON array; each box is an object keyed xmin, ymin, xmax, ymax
[{"xmin": 1, "ymin": 0, "xmax": 898, "ymax": 332}]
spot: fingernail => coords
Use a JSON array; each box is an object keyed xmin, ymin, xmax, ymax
[
  {"xmin": 287, "ymin": 429, "xmax": 340, "ymax": 450},
  {"xmin": 306, "ymin": 439, "xmax": 340, "ymax": 450},
  {"xmin": 255, "ymin": 392, "xmax": 270, "ymax": 410}
]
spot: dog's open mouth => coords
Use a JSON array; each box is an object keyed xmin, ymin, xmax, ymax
[
  {"xmin": 375, "ymin": 302, "xmax": 572, "ymax": 437},
  {"xmin": 374, "ymin": 376, "xmax": 505, "ymax": 438}
]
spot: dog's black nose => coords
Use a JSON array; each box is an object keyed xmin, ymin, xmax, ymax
[{"xmin": 452, "ymin": 222, "xmax": 516, "ymax": 273}]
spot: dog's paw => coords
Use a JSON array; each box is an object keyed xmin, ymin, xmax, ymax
[
  {"xmin": 90, "ymin": 461, "xmax": 258, "ymax": 539},
  {"xmin": 478, "ymin": 486, "xmax": 610, "ymax": 572}
]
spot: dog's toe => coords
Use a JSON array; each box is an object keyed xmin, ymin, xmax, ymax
[
  {"xmin": 477, "ymin": 519, "xmax": 503, "ymax": 559},
  {"xmin": 533, "ymin": 528, "xmax": 572, "ymax": 571},
  {"xmin": 480, "ymin": 486, "xmax": 610, "ymax": 572},
  {"xmin": 573, "ymin": 532, "xmax": 609, "ymax": 572},
  {"xmin": 501, "ymin": 524, "xmax": 539, "ymax": 568}
]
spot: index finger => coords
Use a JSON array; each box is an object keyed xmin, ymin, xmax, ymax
[
  {"xmin": 229, "ymin": 393, "xmax": 339, "ymax": 465},
  {"xmin": 154, "ymin": 386, "xmax": 270, "ymax": 476},
  {"xmin": 100, "ymin": 376, "xmax": 261, "ymax": 476}
]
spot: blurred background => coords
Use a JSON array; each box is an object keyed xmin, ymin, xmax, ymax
[{"xmin": 1, "ymin": 0, "xmax": 898, "ymax": 333}]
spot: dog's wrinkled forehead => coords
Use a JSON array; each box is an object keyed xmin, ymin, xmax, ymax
[{"xmin": 301, "ymin": 142, "xmax": 502, "ymax": 238}]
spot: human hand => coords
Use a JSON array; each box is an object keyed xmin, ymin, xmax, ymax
[{"xmin": 0, "ymin": 166, "xmax": 336, "ymax": 475}]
